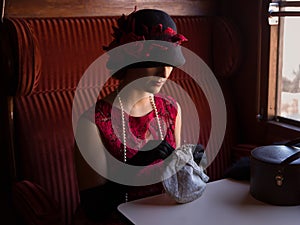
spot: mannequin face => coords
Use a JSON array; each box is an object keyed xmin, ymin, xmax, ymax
[{"xmin": 123, "ymin": 66, "xmax": 173, "ymax": 94}]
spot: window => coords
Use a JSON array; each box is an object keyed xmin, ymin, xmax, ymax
[{"xmin": 268, "ymin": 1, "xmax": 300, "ymax": 124}]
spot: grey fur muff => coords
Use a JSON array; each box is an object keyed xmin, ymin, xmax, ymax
[{"xmin": 162, "ymin": 144, "xmax": 209, "ymax": 203}]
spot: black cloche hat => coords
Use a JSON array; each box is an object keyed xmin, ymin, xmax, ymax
[{"xmin": 103, "ymin": 8, "xmax": 188, "ymax": 72}]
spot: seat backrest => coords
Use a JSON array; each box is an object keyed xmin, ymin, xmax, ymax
[{"xmin": 0, "ymin": 16, "xmax": 241, "ymax": 224}]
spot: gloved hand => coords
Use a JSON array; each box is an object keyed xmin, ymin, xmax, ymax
[
  {"xmin": 192, "ymin": 144, "xmax": 205, "ymax": 165},
  {"xmin": 127, "ymin": 140, "xmax": 174, "ymax": 166}
]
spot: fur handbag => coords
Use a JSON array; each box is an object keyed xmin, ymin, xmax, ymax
[
  {"xmin": 250, "ymin": 139, "xmax": 300, "ymax": 205},
  {"xmin": 162, "ymin": 144, "xmax": 209, "ymax": 203}
]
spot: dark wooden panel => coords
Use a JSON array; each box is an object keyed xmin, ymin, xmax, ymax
[{"xmin": 4, "ymin": 0, "xmax": 216, "ymax": 17}]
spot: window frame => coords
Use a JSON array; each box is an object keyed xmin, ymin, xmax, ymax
[{"xmin": 267, "ymin": 0, "xmax": 300, "ymax": 127}]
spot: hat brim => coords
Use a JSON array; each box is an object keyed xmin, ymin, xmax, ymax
[{"xmin": 105, "ymin": 40, "xmax": 186, "ymax": 71}]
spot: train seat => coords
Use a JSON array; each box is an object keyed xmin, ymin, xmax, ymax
[{"xmin": 0, "ymin": 15, "xmax": 252, "ymax": 225}]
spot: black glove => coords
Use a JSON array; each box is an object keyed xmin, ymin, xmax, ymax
[
  {"xmin": 192, "ymin": 144, "xmax": 205, "ymax": 165},
  {"xmin": 127, "ymin": 140, "xmax": 174, "ymax": 166}
]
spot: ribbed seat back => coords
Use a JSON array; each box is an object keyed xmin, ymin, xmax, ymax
[{"xmin": 1, "ymin": 16, "xmax": 241, "ymax": 224}]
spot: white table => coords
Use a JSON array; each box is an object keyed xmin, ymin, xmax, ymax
[{"xmin": 118, "ymin": 179, "xmax": 300, "ymax": 225}]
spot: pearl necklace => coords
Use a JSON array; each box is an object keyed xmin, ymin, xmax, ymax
[
  {"xmin": 117, "ymin": 93, "xmax": 164, "ymax": 203},
  {"xmin": 117, "ymin": 93, "xmax": 164, "ymax": 163}
]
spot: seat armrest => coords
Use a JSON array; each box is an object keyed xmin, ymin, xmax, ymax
[
  {"xmin": 232, "ymin": 144, "xmax": 258, "ymax": 161},
  {"xmin": 12, "ymin": 180, "xmax": 63, "ymax": 225},
  {"xmin": 223, "ymin": 144, "xmax": 258, "ymax": 181}
]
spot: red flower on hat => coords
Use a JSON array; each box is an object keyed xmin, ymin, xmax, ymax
[
  {"xmin": 103, "ymin": 8, "xmax": 188, "ymax": 68},
  {"xmin": 103, "ymin": 10, "xmax": 187, "ymax": 52}
]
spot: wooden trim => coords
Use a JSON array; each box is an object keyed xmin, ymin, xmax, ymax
[
  {"xmin": 1, "ymin": 0, "xmax": 5, "ymax": 22},
  {"xmin": 269, "ymin": 1, "xmax": 300, "ymax": 17},
  {"xmin": 267, "ymin": 24, "xmax": 279, "ymax": 119},
  {"xmin": 270, "ymin": 11, "xmax": 300, "ymax": 17},
  {"xmin": 276, "ymin": 17, "xmax": 285, "ymax": 118},
  {"xmin": 280, "ymin": 1, "xmax": 300, "ymax": 7},
  {"xmin": 5, "ymin": 0, "xmax": 217, "ymax": 17},
  {"xmin": 7, "ymin": 96, "xmax": 17, "ymax": 182},
  {"xmin": 258, "ymin": 0, "xmax": 271, "ymax": 122}
]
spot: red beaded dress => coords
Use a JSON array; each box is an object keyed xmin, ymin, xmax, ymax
[
  {"xmin": 94, "ymin": 94, "xmax": 178, "ymax": 201},
  {"xmin": 78, "ymin": 94, "xmax": 178, "ymax": 223}
]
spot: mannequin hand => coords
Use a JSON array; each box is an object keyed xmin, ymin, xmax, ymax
[
  {"xmin": 193, "ymin": 144, "xmax": 205, "ymax": 165},
  {"xmin": 144, "ymin": 139, "xmax": 174, "ymax": 160},
  {"xmin": 127, "ymin": 140, "xmax": 174, "ymax": 166}
]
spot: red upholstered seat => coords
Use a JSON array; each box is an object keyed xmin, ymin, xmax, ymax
[
  {"xmin": 0, "ymin": 16, "xmax": 242, "ymax": 225},
  {"xmin": 12, "ymin": 180, "xmax": 63, "ymax": 225}
]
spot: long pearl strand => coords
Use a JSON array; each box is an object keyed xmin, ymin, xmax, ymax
[
  {"xmin": 117, "ymin": 93, "xmax": 164, "ymax": 203},
  {"xmin": 117, "ymin": 94, "xmax": 164, "ymax": 163},
  {"xmin": 149, "ymin": 95, "xmax": 164, "ymax": 141}
]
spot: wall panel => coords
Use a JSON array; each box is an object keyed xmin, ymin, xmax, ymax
[{"xmin": 3, "ymin": 0, "xmax": 216, "ymax": 17}]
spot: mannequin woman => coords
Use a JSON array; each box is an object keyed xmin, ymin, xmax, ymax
[{"xmin": 74, "ymin": 8, "xmax": 187, "ymax": 223}]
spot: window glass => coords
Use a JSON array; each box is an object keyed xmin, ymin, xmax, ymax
[{"xmin": 275, "ymin": 3, "xmax": 300, "ymax": 122}]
